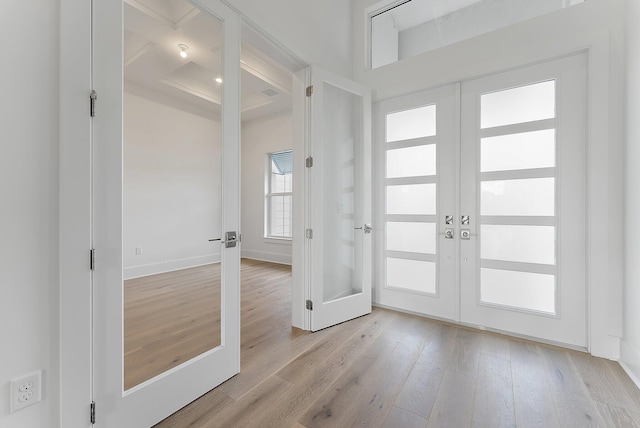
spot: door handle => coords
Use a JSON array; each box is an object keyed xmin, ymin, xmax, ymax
[
  {"xmin": 209, "ymin": 232, "xmax": 239, "ymax": 248},
  {"xmin": 354, "ymin": 224, "xmax": 373, "ymax": 234},
  {"xmin": 461, "ymin": 215, "xmax": 470, "ymax": 225}
]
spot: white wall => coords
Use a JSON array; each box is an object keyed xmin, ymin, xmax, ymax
[
  {"xmin": 225, "ymin": 0, "xmax": 352, "ymax": 77},
  {"xmin": 352, "ymin": 0, "xmax": 627, "ymax": 358},
  {"xmin": 241, "ymin": 112, "xmax": 293, "ymax": 264},
  {"xmin": 0, "ymin": 0, "xmax": 60, "ymax": 427},
  {"xmin": 622, "ymin": 0, "xmax": 640, "ymax": 386},
  {"xmin": 123, "ymin": 92, "xmax": 222, "ymax": 279}
]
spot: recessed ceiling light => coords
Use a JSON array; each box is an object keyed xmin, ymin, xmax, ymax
[
  {"xmin": 178, "ymin": 44, "xmax": 189, "ymax": 59},
  {"xmin": 215, "ymin": 77, "xmax": 223, "ymax": 84}
]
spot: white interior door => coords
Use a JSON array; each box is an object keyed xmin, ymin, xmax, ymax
[
  {"xmin": 375, "ymin": 84, "xmax": 458, "ymax": 320},
  {"xmin": 460, "ymin": 53, "xmax": 588, "ymax": 347},
  {"xmin": 375, "ymin": 53, "xmax": 588, "ymax": 348},
  {"xmin": 92, "ymin": 0, "xmax": 241, "ymax": 426},
  {"xmin": 308, "ymin": 66, "xmax": 372, "ymax": 331}
]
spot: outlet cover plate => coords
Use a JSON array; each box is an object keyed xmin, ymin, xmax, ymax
[{"xmin": 10, "ymin": 371, "xmax": 42, "ymax": 413}]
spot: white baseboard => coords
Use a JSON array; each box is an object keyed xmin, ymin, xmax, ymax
[
  {"xmin": 124, "ymin": 254, "xmax": 221, "ymax": 280},
  {"xmin": 241, "ymin": 249, "xmax": 292, "ymax": 265},
  {"xmin": 620, "ymin": 340, "xmax": 640, "ymax": 390}
]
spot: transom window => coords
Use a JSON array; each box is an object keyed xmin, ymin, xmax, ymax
[
  {"xmin": 369, "ymin": 0, "xmax": 585, "ymax": 69},
  {"xmin": 266, "ymin": 150, "xmax": 293, "ymax": 238}
]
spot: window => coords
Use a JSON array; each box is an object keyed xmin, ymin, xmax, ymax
[
  {"xmin": 266, "ymin": 150, "xmax": 293, "ymax": 238},
  {"xmin": 369, "ymin": 0, "xmax": 586, "ymax": 69}
]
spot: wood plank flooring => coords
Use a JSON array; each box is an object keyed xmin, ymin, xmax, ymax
[
  {"xmin": 124, "ymin": 264, "xmax": 222, "ymax": 390},
  {"xmin": 146, "ymin": 259, "xmax": 640, "ymax": 427}
]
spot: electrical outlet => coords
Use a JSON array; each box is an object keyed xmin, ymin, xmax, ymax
[
  {"xmin": 135, "ymin": 247, "xmax": 142, "ymax": 255},
  {"xmin": 10, "ymin": 371, "xmax": 41, "ymax": 413}
]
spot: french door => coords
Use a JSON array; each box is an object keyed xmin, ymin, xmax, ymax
[
  {"xmin": 376, "ymin": 53, "xmax": 587, "ymax": 347},
  {"xmin": 92, "ymin": 0, "xmax": 241, "ymax": 426},
  {"xmin": 308, "ymin": 66, "xmax": 373, "ymax": 331}
]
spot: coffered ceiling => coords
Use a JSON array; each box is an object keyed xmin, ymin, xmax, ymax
[{"xmin": 124, "ymin": 0, "xmax": 293, "ymax": 122}]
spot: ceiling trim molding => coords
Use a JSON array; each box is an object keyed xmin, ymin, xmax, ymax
[
  {"xmin": 124, "ymin": 41, "xmax": 155, "ymax": 67},
  {"xmin": 160, "ymin": 78, "xmax": 220, "ymax": 104},
  {"xmin": 175, "ymin": 7, "xmax": 201, "ymax": 30},
  {"xmin": 125, "ymin": 0, "xmax": 177, "ymax": 29}
]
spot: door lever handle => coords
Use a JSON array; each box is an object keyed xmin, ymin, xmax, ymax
[
  {"xmin": 354, "ymin": 224, "xmax": 373, "ymax": 234},
  {"xmin": 208, "ymin": 238, "xmax": 221, "ymax": 242}
]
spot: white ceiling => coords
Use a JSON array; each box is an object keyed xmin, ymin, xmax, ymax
[
  {"xmin": 383, "ymin": 0, "xmax": 483, "ymax": 31},
  {"xmin": 124, "ymin": 0, "xmax": 293, "ymax": 122}
]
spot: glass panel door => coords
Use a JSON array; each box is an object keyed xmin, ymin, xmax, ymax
[
  {"xmin": 373, "ymin": 53, "xmax": 587, "ymax": 348},
  {"xmin": 92, "ymin": 0, "xmax": 241, "ymax": 425},
  {"xmin": 375, "ymin": 85, "xmax": 458, "ymax": 320},
  {"xmin": 460, "ymin": 53, "xmax": 587, "ymax": 347},
  {"xmin": 309, "ymin": 66, "xmax": 372, "ymax": 331}
]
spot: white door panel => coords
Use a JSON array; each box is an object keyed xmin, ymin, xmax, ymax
[
  {"xmin": 460, "ymin": 53, "xmax": 587, "ymax": 347},
  {"xmin": 375, "ymin": 84, "xmax": 459, "ymax": 321},
  {"xmin": 309, "ymin": 67, "xmax": 372, "ymax": 331},
  {"xmin": 92, "ymin": 0, "xmax": 241, "ymax": 425}
]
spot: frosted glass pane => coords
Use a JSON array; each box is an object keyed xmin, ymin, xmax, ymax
[
  {"xmin": 387, "ymin": 183, "xmax": 436, "ymax": 215},
  {"xmin": 481, "ymin": 178, "xmax": 554, "ymax": 216},
  {"xmin": 481, "ymin": 81, "xmax": 555, "ymax": 129},
  {"xmin": 322, "ymin": 82, "xmax": 363, "ymax": 303},
  {"xmin": 387, "ymin": 222, "xmax": 436, "ymax": 254},
  {"xmin": 386, "ymin": 105, "xmax": 436, "ymax": 142},
  {"xmin": 481, "ymin": 130, "xmax": 555, "ymax": 172},
  {"xmin": 481, "ymin": 268, "xmax": 555, "ymax": 313},
  {"xmin": 387, "ymin": 145, "xmax": 436, "ymax": 178},
  {"xmin": 387, "ymin": 258, "xmax": 436, "ymax": 294},
  {"xmin": 481, "ymin": 225, "xmax": 555, "ymax": 265}
]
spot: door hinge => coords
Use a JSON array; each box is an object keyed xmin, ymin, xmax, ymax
[
  {"xmin": 306, "ymin": 85, "xmax": 314, "ymax": 97},
  {"xmin": 90, "ymin": 90, "xmax": 97, "ymax": 117},
  {"xmin": 305, "ymin": 156, "xmax": 313, "ymax": 168},
  {"xmin": 90, "ymin": 401, "xmax": 96, "ymax": 424},
  {"xmin": 306, "ymin": 300, "xmax": 313, "ymax": 310},
  {"xmin": 305, "ymin": 229, "xmax": 313, "ymax": 239},
  {"xmin": 90, "ymin": 249, "xmax": 95, "ymax": 271}
]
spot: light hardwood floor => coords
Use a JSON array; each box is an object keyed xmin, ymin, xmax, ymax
[
  {"xmin": 124, "ymin": 264, "xmax": 222, "ymax": 390},
  {"xmin": 146, "ymin": 259, "xmax": 640, "ymax": 427}
]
